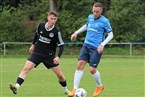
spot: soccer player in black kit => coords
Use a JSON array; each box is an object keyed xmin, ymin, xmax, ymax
[{"xmin": 9, "ymin": 11, "xmax": 70, "ymax": 95}]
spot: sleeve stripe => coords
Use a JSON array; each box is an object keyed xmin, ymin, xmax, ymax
[{"xmin": 58, "ymin": 31, "xmax": 64, "ymax": 45}]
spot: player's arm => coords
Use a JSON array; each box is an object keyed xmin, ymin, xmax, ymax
[
  {"xmin": 32, "ymin": 33, "xmax": 38, "ymax": 45},
  {"xmin": 32, "ymin": 24, "xmax": 40, "ymax": 45},
  {"xmin": 57, "ymin": 45, "xmax": 64, "ymax": 58},
  {"xmin": 53, "ymin": 31, "xmax": 64, "ymax": 64},
  {"xmin": 101, "ymin": 32, "xmax": 113, "ymax": 46},
  {"xmin": 71, "ymin": 24, "xmax": 87, "ymax": 41},
  {"xmin": 53, "ymin": 45, "xmax": 64, "ymax": 65},
  {"xmin": 97, "ymin": 32, "xmax": 113, "ymax": 54},
  {"xmin": 29, "ymin": 25, "xmax": 39, "ymax": 53},
  {"xmin": 56, "ymin": 31, "xmax": 64, "ymax": 58},
  {"xmin": 29, "ymin": 33, "xmax": 38, "ymax": 54}
]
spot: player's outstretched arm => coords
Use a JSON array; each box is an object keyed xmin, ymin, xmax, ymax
[
  {"xmin": 71, "ymin": 24, "xmax": 87, "ymax": 41},
  {"xmin": 71, "ymin": 33, "xmax": 77, "ymax": 41}
]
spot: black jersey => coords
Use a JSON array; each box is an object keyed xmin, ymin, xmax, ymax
[{"xmin": 32, "ymin": 23, "xmax": 64, "ymax": 55}]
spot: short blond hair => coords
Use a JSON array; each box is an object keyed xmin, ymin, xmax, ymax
[
  {"xmin": 48, "ymin": 11, "xmax": 58, "ymax": 17},
  {"xmin": 93, "ymin": 2, "xmax": 103, "ymax": 8}
]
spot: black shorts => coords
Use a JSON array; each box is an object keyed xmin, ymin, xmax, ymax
[{"xmin": 27, "ymin": 52, "xmax": 59, "ymax": 69}]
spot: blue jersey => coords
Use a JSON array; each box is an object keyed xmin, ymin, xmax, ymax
[{"xmin": 85, "ymin": 14, "xmax": 112, "ymax": 48}]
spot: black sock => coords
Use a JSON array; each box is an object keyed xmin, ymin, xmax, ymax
[
  {"xmin": 16, "ymin": 77, "xmax": 24, "ymax": 86},
  {"xmin": 59, "ymin": 80, "xmax": 67, "ymax": 87}
]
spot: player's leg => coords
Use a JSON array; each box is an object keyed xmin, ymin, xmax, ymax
[
  {"xmin": 9, "ymin": 53, "xmax": 41, "ymax": 94},
  {"xmin": 9, "ymin": 60, "xmax": 35, "ymax": 94},
  {"xmin": 90, "ymin": 67, "xmax": 104, "ymax": 97},
  {"xmin": 89, "ymin": 49, "xmax": 104, "ymax": 97},
  {"xmin": 68, "ymin": 44, "xmax": 88, "ymax": 97},
  {"xmin": 52, "ymin": 66, "xmax": 70, "ymax": 94},
  {"xmin": 68, "ymin": 60, "xmax": 87, "ymax": 97}
]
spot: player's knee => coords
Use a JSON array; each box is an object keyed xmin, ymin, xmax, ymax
[
  {"xmin": 76, "ymin": 61, "xmax": 85, "ymax": 70},
  {"xmin": 89, "ymin": 67, "xmax": 96, "ymax": 74},
  {"xmin": 76, "ymin": 66, "xmax": 83, "ymax": 70}
]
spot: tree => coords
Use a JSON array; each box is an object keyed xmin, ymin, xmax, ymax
[
  {"xmin": 106, "ymin": 0, "xmax": 145, "ymax": 42},
  {"xmin": 0, "ymin": 0, "xmax": 145, "ymax": 43},
  {"xmin": 49, "ymin": 0, "xmax": 57, "ymax": 11}
]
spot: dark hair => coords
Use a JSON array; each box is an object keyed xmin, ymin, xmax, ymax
[
  {"xmin": 93, "ymin": 2, "xmax": 103, "ymax": 8},
  {"xmin": 48, "ymin": 11, "xmax": 58, "ymax": 17}
]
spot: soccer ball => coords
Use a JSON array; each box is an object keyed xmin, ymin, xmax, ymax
[{"xmin": 75, "ymin": 88, "xmax": 87, "ymax": 97}]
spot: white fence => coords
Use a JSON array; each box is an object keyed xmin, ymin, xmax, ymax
[
  {"xmin": 1, "ymin": 42, "xmax": 145, "ymax": 56},
  {"xmin": 2, "ymin": 42, "xmax": 31, "ymax": 56}
]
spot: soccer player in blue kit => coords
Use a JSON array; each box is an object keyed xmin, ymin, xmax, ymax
[
  {"xmin": 68, "ymin": 2, "xmax": 113, "ymax": 97},
  {"xmin": 9, "ymin": 11, "xmax": 70, "ymax": 95}
]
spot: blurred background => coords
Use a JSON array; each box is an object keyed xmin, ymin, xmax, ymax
[
  {"xmin": 0, "ymin": 1, "xmax": 144, "ymax": 97},
  {"xmin": 0, "ymin": 0, "xmax": 145, "ymax": 56}
]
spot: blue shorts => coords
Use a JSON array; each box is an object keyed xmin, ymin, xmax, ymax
[{"xmin": 78, "ymin": 43, "xmax": 102, "ymax": 68}]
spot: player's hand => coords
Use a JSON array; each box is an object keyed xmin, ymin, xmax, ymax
[
  {"xmin": 53, "ymin": 56, "xmax": 59, "ymax": 65},
  {"xmin": 97, "ymin": 44, "xmax": 104, "ymax": 54},
  {"xmin": 29, "ymin": 44, "xmax": 35, "ymax": 54},
  {"xmin": 71, "ymin": 33, "xmax": 77, "ymax": 41}
]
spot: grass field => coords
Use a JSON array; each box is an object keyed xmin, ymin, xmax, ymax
[{"xmin": 0, "ymin": 55, "xmax": 144, "ymax": 97}]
